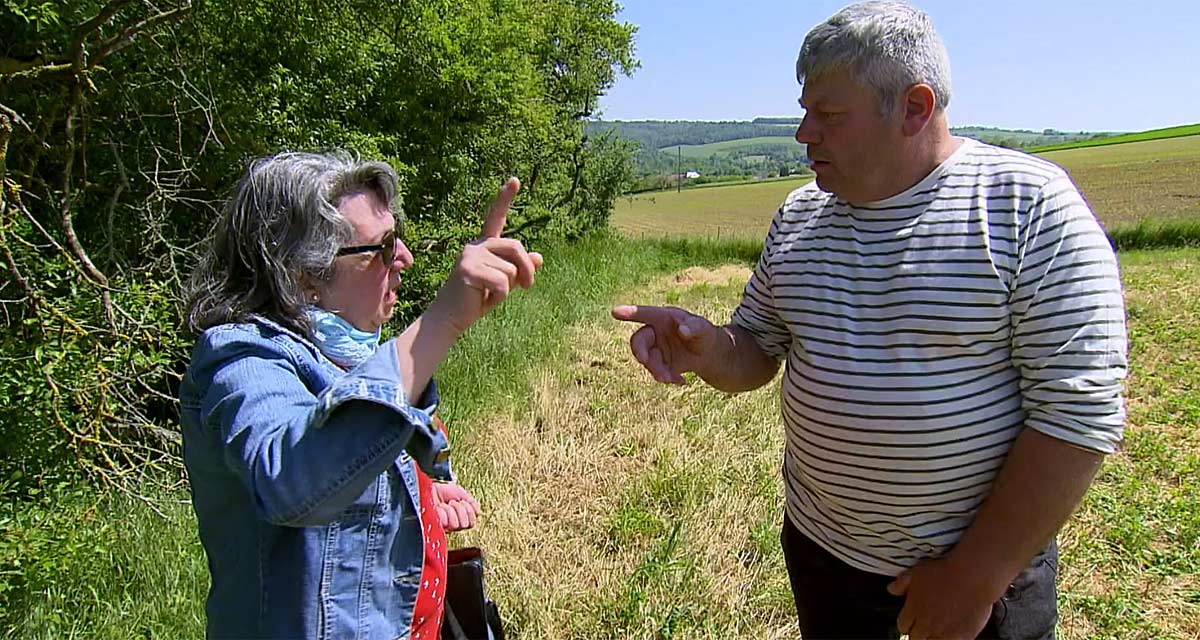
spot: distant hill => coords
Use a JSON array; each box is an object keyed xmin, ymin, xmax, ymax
[
  {"xmin": 751, "ymin": 117, "xmax": 803, "ymax": 125},
  {"xmin": 587, "ymin": 120, "xmax": 797, "ymax": 150},
  {"xmin": 951, "ymin": 126, "xmax": 1121, "ymax": 148},
  {"xmin": 660, "ymin": 136, "xmax": 799, "ymax": 159},
  {"xmin": 587, "ymin": 119, "xmax": 1122, "ymax": 154},
  {"xmin": 588, "ymin": 118, "xmax": 1124, "ymax": 188},
  {"xmin": 1027, "ymin": 123, "xmax": 1200, "ymax": 153}
]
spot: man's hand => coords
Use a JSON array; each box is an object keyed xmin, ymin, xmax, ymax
[
  {"xmin": 433, "ymin": 177, "xmax": 544, "ymax": 335},
  {"xmin": 887, "ymin": 556, "xmax": 999, "ymax": 640},
  {"xmin": 610, "ymin": 305, "xmax": 722, "ymax": 384},
  {"xmin": 431, "ymin": 482, "xmax": 481, "ymax": 532}
]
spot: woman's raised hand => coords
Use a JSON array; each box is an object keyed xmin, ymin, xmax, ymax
[{"xmin": 434, "ymin": 178, "xmax": 543, "ymax": 335}]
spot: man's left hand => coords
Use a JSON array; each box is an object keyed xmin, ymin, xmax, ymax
[
  {"xmin": 887, "ymin": 556, "xmax": 1000, "ymax": 640},
  {"xmin": 431, "ymin": 482, "xmax": 481, "ymax": 532}
]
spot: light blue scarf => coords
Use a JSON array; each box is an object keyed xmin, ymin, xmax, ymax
[{"xmin": 307, "ymin": 306, "xmax": 381, "ymax": 368}]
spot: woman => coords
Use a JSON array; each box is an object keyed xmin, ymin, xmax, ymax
[{"xmin": 180, "ymin": 151, "xmax": 540, "ymax": 639}]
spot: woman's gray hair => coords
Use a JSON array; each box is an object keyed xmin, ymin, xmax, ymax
[
  {"xmin": 185, "ymin": 150, "xmax": 400, "ymax": 335},
  {"xmin": 797, "ymin": 1, "xmax": 951, "ymax": 115}
]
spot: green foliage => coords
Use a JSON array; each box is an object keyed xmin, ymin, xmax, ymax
[
  {"xmin": 0, "ymin": 479, "xmax": 206, "ymax": 638},
  {"xmin": 0, "ymin": 1, "xmax": 637, "ymax": 490},
  {"xmin": 1, "ymin": 1, "xmax": 60, "ymax": 29}
]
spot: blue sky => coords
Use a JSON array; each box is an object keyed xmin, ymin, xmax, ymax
[{"xmin": 598, "ymin": 0, "xmax": 1200, "ymax": 132}]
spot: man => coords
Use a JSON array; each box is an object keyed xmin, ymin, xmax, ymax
[{"xmin": 612, "ymin": 2, "xmax": 1126, "ymax": 639}]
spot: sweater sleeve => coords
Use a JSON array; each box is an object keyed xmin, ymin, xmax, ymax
[
  {"xmin": 1009, "ymin": 174, "xmax": 1128, "ymax": 454},
  {"xmin": 731, "ymin": 208, "xmax": 792, "ymax": 359}
]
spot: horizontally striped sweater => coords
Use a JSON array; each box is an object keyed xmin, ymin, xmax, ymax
[{"xmin": 731, "ymin": 139, "xmax": 1127, "ymax": 575}]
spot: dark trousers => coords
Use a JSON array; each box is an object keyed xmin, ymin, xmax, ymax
[{"xmin": 780, "ymin": 516, "xmax": 1057, "ymax": 640}]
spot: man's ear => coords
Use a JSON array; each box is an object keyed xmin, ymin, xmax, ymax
[{"xmin": 901, "ymin": 83, "xmax": 937, "ymax": 137}]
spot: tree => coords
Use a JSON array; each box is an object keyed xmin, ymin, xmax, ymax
[{"xmin": 0, "ymin": 0, "xmax": 637, "ymax": 488}]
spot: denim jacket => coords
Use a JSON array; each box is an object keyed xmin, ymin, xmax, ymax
[{"xmin": 179, "ymin": 315, "xmax": 452, "ymax": 639}]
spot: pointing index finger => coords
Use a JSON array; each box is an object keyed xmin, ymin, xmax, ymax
[
  {"xmin": 481, "ymin": 177, "xmax": 520, "ymax": 240},
  {"xmin": 611, "ymin": 304, "xmax": 673, "ymax": 326}
]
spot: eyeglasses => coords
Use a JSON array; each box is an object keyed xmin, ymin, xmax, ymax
[{"xmin": 335, "ymin": 225, "xmax": 402, "ymax": 265}]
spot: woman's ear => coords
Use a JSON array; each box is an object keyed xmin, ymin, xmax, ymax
[{"xmin": 299, "ymin": 275, "xmax": 322, "ymax": 306}]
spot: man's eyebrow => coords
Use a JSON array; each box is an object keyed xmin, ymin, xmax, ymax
[{"xmin": 798, "ymin": 93, "xmax": 825, "ymax": 108}]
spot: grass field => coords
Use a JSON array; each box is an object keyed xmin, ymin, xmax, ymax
[
  {"xmin": 1043, "ymin": 135, "xmax": 1200, "ymax": 227},
  {"xmin": 613, "ymin": 176, "xmax": 811, "ymax": 240},
  {"xmin": 614, "ymin": 134, "xmax": 1200, "ymax": 238},
  {"xmin": 1029, "ymin": 123, "xmax": 1200, "ymax": 153},
  {"xmin": 4, "ymin": 236, "xmax": 1196, "ymax": 639},
  {"xmin": 661, "ymin": 136, "xmax": 799, "ymax": 158}
]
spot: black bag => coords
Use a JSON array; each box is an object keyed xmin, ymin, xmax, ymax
[{"xmin": 441, "ymin": 547, "xmax": 505, "ymax": 640}]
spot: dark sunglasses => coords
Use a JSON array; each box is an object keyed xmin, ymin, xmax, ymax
[{"xmin": 335, "ymin": 225, "xmax": 403, "ymax": 264}]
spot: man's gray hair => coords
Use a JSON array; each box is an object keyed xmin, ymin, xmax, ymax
[
  {"xmin": 797, "ymin": 1, "xmax": 951, "ymax": 115},
  {"xmin": 185, "ymin": 151, "xmax": 400, "ymax": 335}
]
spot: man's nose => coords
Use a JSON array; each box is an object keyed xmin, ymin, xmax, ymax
[{"xmin": 795, "ymin": 115, "xmax": 820, "ymax": 145}]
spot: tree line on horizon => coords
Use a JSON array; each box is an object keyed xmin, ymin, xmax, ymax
[{"xmin": 587, "ymin": 119, "xmax": 1121, "ymax": 191}]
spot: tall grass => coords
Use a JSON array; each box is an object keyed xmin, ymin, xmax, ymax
[
  {"xmin": 3, "ymin": 236, "xmax": 1197, "ymax": 639},
  {"xmin": 1107, "ymin": 219, "xmax": 1200, "ymax": 251},
  {"xmin": 0, "ymin": 482, "xmax": 207, "ymax": 639}
]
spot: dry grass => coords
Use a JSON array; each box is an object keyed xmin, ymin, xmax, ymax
[
  {"xmin": 446, "ymin": 248, "xmax": 1199, "ymax": 639},
  {"xmin": 611, "ymin": 177, "xmax": 811, "ymax": 240},
  {"xmin": 449, "ymin": 264, "xmax": 793, "ymax": 639},
  {"xmin": 1044, "ymin": 135, "xmax": 1200, "ymax": 228}
]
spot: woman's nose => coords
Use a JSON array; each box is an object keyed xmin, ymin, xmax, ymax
[{"xmin": 391, "ymin": 239, "xmax": 414, "ymax": 270}]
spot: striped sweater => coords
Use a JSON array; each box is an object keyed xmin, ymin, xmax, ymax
[{"xmin": 731, "ymin": 139, "xmax": 1127, "ymax": 576}]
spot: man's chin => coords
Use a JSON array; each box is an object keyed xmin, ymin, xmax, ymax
[{"xmin": 813, "ymin": 174, "xmax": 837, "ymax": 195}]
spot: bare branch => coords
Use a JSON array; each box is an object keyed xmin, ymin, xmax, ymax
[
  {"xmin": 1, "ymin": 62, "xmax": 74, "ymax": 81},
  {"xmin": 0, "ymin": 114, "xmax": 33, "ymax": 301},
  {"xmin": 96, "ymin": 4, "xmax": 193, "ymax": 62},
  {"xmin": 72, "ymin": 0, "xmax": 137, "ymax": 50},
  {"xmin": 104, "ymin": 137, "xmax": 130, "ymax": 266},
  {"xmin": 58, "ymin": 80, "xmax": 117, "ymax": 328},
  {"xmin": 0, "ymin": 103, "xmax": 31, "ymax": 131},
  {"xmin": 0, "ymin": 55, "xmax": 50, "ymax": 76},
  {"xmin": 0, "ymin": 111, "xmax": 9, "ymax": 187},
  {"xmin": 8, "ymin": 181, "xmax": 70, "ymax": 256},
  {"xmin": 0, "ymin": 225, "xmax": 36, "ymax": 306}
]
